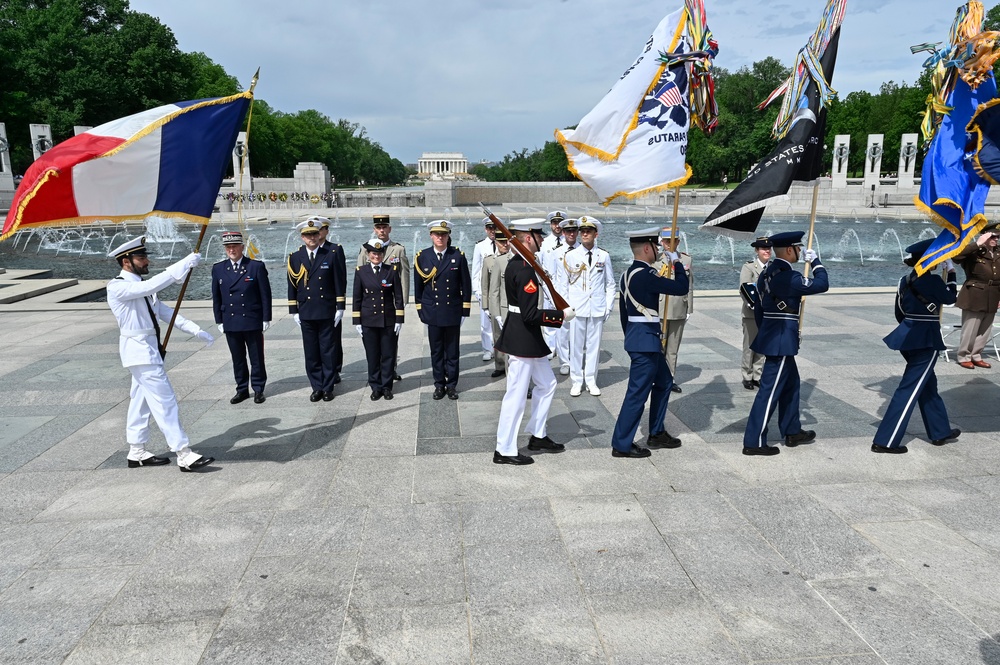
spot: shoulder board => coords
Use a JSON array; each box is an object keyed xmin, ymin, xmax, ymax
[{"xmin": 745, "ymin": 260, "xmax": 753, "ymax": 264}]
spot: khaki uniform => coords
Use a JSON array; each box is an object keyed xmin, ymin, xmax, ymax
[
  {"xmin": 482, "ymin": 252, "xmax": 513, "ymax": 371},
  {"xmin": 955, "ymin": 242, "xmax": 1000, "ymax": 362},
  {"xmin": 653, "ymin": 253, "xmax": 693, "ymax": 374},
  {"xmin": 739, "ymin": 258, "xmax": 767, "ymax": 381}
]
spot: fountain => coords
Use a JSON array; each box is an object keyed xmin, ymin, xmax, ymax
[
  {"xmin": 706, "ymin": 234, "xmax": 735, "ymax": 265},
  {"xmin": 868, "ymin": 228, "xmax": 905, "ymax": 262},
  {"xmin": 917, "ymin": 228, "xmax": 938, "ymax": 242},
  {"xmin": 830, "ymin": 228, "xmax": 865, "ymax": 265}
]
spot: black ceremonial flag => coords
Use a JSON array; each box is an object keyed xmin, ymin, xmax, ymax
[{"xmin": 701, "ymin": 28, "xmax": 840, "ymax": 238}]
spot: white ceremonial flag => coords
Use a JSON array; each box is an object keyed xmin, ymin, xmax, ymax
[{"xmin": 556, "ymin": 7, "xmax": 692, "ymax": 205}]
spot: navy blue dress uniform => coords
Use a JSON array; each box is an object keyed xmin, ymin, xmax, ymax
[
  {"xmin": 317, "ymin": 217, "xmax": 348, "ymax": 382},
  {"xmin": 353, "ymin": 240, "xmax": 405, "ymax": 400},
  {"xmin": 743, "ymin": 231, "xmax": 829, "ymax": 455},
  {"xmin": 414, "ymin": 220, "xmax": 472, "ymax": 399},
  {"xmin": 610, "ymin": 228, "xmax": 690, "ymax": 458},
  {"xmin": 211, "ymin": 231, "xmax": 272, "ymax": 404},
  {"xmin": 872, "ymin": 239, "xmax": 961, "ymax": 453},
  {"xmin": 287, "ymin": 219, "xmax": 346, "ymax": 401}
]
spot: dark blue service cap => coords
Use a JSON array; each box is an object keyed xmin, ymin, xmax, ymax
[
  {"xmin": 768, "ymin": 231, "xmax": 806, "ymax": 248},
  {"xmin": 904, "ymin": 238, "xmax": 934, "ymax": 257}
]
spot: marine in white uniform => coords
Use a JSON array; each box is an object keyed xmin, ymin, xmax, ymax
[
  {"xmin": 561, "ymin": 216, "xmax": 616, "ymax": 396},
  {"xmin": 471, "ymin": 217, "xmax": 498, "ymax": 361},
  {"xmin": 105, "ymin": 237, "xmax": 216, "ymax": 472}
]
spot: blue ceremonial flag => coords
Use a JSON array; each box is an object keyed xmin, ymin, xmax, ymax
[{"xmin": 914, "ymin": 74, "xmax": 997, "ymax": 274}]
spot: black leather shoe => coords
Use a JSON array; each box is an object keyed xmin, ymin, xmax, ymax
[
  {"xmin": 612, "ymin": 444, "xmax": 652, "ymax": 458},
  {"xmin": 433, "ymin": 387, "xmax": 446, "ymax": 400},
  {"xmin": 930, "ymin": 428, "xmax": 961, "ymax": 446},
  {"xmin": 784, "ymin": 430, "xmax": 816, "ymax": 447},
  {"xmin": 127, "ymin": 455, "xmax": 170, "ymax": 468},
  {"xmin": 394, "ymin": 373, "xmax": 402, "ymax": 381},
  {"xmin": 493, "ymin": 451, "xmax": 535, "ymax": 465},
  {"xmin": 647, "ymin": 431, "xmax": 682, "ymax": 449},
  {"xmin": 743, "ymin": 446, "xmax": 780, "ymax": 456},
  {"xmin": 446, "ymin": 387, "xmax": 459, "ymax": 400},
  {"xmin": 527, "ymin": 435, "xmax": 565, "ymax": 452},
  {"xmin": 179, "ymin": 455, "xmax": 215, "ymax": 472},
  {"xmin": 671, "ymin": 384, "xmax": 682, "ymax": 394},
  {"xmin": 752, "ymin": 380, "xmax": 761, "ymax": 388},
  {"xmin": 230, "ymin": 391, "xmax": 250, "ymax": 404},
  {"xmin": 253, "ymin": 392, "xmax": 265, "ymax": 404},
  {"xmin": 370, "ymin": 391, "xmax": 383, "ymax": 401},
  {"xmin": 872, "ymin": 443, "xmax": 907, "ymax": 454},
  {"xmin": 742, "ymin": 379, "xmax": 754, "ymax": 390},
  {"xmin": 490, "ymin": 369, "xmax": 506, "ymax": 378},
  {"xmin": 322, "ymin": 391, "xmax": 334, "ymax": 402},
  {"xmin": 309, "ymin": 390, "xmax": 323, "ymax": 402},
  {"xmin": 334, "ymin": 373, "xmax": 342, "ymax": 384},
  {"xmin": 383, "ymin": 389, "xmax": 393, "ymax": 400}
]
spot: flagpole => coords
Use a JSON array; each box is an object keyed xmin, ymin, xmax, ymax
[
  {"xmin": 797, "ymin": 182, "xmax": 820, "ymax": 333},
  {"xmin": 661, "ymin": 186, "xmax": 681, "ymax": 351}
]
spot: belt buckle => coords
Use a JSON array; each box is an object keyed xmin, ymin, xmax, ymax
[
  {"xmin": 926, "ymin": 303, "xmax": 937, "ymax": 313},
  {"xmin": 776, "ymin": 301, "xmax": 787, "ymax": 311}
]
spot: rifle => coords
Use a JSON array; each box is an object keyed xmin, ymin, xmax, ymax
[{"xmin": 480, "ymin": 203, "xmax": 569, "ymax": 310}]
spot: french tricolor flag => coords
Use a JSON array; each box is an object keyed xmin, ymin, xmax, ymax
[{"xmin": 2, "ymin": 93, "xmax": 251, "ymax": 241}]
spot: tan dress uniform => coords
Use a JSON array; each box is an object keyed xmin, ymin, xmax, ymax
[
  {"xmin": 740, "ymin": 257, "xmax": 767, "ymax": 382},
  {"xmin": 955, "ymin": 240, "xmax": 1000, "ymax": 364},
  {"xmin": 654, "ymin": 253, "xmax": 693, "ymax": 376},
  {"xmin": 482, "ymin": 251, "xmax": 513, "ymax": 372}
]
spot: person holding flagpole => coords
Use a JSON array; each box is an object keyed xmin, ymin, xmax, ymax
[
  {"xmin": 742, "ymin": 231, "xmax": 828, "ymax": 456},
  {"xmin": 872, "ymin": 240, "xmax": 960, "ymax": 453},
  {"xmin": 106, "ymin": 238, "xmax": 215, "ymax": 472},
  {"xmin": 740, "ymin": 237, "xmax": 772, "ymax": 390}
]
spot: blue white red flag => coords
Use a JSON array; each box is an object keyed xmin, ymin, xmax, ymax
[
  {"xmin": 654, "ymin": 82, "xmax": 684, "ymax": 108},
  {"xmin": 2, "ymin": 92, "xmax": 251, "ymax": 241}
]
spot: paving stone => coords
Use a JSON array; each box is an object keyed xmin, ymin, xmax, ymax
[
  {"xmin": 63, "ymin": 618, "xmax": 217, "ymax": 665},
  {"xmin": 469, "ymin": 598, "xmax": 605, "ymax": 665},
  {"xmin": 338, "ymin": 603, "xmax": 471, "ymax": 665}
]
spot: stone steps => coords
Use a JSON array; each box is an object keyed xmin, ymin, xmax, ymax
[
  {"xmin": 26, "ymin": 279, "xmax": 108, "ymax": 303},
  {"xmin": 0, "ymin": 278, "xmax": 79, "ymax": 303}
]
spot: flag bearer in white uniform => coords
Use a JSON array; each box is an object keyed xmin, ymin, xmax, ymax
[
  {"xmin": 106, "ymin": 237, "xmax": 216, "ymax": 472},
  {"xmin": 549, "ymin": 217, "xmax": 580, "ymax": 374},
  {"xmin": 471, "ymin": 217, "xmax": 498, "ymax": 361},
  {"xmin": 561, "ymin": 216, "xmax": 616, "ymax": 396},
  {"xmin": 493, "ymin": 219, "xmax": 575, "ymax": 465}
]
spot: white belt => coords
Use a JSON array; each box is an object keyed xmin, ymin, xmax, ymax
[
  {"xmin": 904, "ymin": 314, "xmax": 939, "ymax": 321},
  {"xmin": 627, "ymin": 315, "xmax": 659, "ymax": 323},
  {"xmin": 762, "ymin": 313, "xmax": 798, "ymax": 321},
  {"xmin": 120, "ymin": 328, "xmax": 155, "ymax": 338},
  {"xmin": 508, "ymin": 305, "xmax": 521, "ymax": 313}
]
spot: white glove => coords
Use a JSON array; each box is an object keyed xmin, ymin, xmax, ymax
[
  {"xmin": 355, "ymin": 325, "xmax": 363, "ymax": 337},
  {"xmin": 686, "ymin": 313, "xmax": 691, "ymax": 321},
  {"xmin": 666, "ymin": 251, "xmax": 680, "ymax": 262},
  {"xmin": 604, "ymin": 310, "xmax": 614, "ymax": 323},
  {"xmin": 496, "ymin": 315, "xmax": 504, "ymax": 328},
  {"xmin": 562, "ymin": 307, "xmax": 576, "ymax": 322},
  {"xmin": 196, "ymin": 331, "xmax": 214, "ymax": 347},
  {"xmin": 183, "ymin": 252, "xmax": 202, "ymax": 271},
  {"xmin": 262, "ymin": 321, "xmax": 270, "ymax": 332},
  {"xmin": 334, "ymin": 310, "xmax": 344, "ymax": 327},
  {"xmin": 461, "ymin": 316, "xmax": 467, "ymax": 326},
  {"xmin": 944, "ymin": 259, "xmax": 955, "ymax": 272},
  {"xmin": 217, "ymin": 324, "xmax": 224, "ymax": 334},
  {"xmin": 293, "ymin": 314, "xmax": 301, "ymax": 327},
  {"xmin": 803, "ymin": 248, "xmax": 818, "ymax": 263},
  {"xmin": 165, "ymin": 252, "xmax": 202, "ymax": 281},
  {"xmin": 394, "ymin": 322, "xmax": 402, "ymax": 334}
]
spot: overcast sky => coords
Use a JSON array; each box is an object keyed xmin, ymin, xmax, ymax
[{"xmin": 129, "ymin": 0, "xmax": 956, "ymax": 164}]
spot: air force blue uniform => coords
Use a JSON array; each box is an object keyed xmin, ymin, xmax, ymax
[
  {"xmin": 414, "ymin": 246, "xmax": 472, "ymax": 390},
  {"xmin": 610, "ymin": 258, "xmax": 689, "ymax": 452},
  {"xmin": 287, "ymin": 244, "xmax": 346, "ymax": 393},
  {"xmin": 873, "ymin": 267, "xmax": 957, "ymax": 449},
  {"xmin": 743, "ymin": 254, "xmax": 829, "ymax": 449},
  {"xmin": 212, "ymin": 256, "xmax": 272, "ymax": 394}
]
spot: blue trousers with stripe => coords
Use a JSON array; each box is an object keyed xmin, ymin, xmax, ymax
[
  {"xmin": 611, "ymin": 350, "xmax": 673, "ymax": 451},
  {"xmin": 873, "ymin": 349, "xmax": 951, "ymax": 448},
  {"xmin": 743, "ymin": 355, "xmax": 801, "ymax": 448}
]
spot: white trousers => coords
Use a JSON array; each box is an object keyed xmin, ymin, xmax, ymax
[
  {"xmin": 554, "ymin": 324, "xmax": 571, "ymax": 366},
  {"xmin": 496, "ymin": 356, "xmax": 556, "ymax": 456},
  {"xmin": 126, "ymin": 364, "xmax": 190, "ymax": 451},
  {"xmin": 569, "ymin": 316, "xmax": 604, "ymax": 386},
  {"xmin": 480, "ymin": 308, "xmax": 493, "ymax": 354}
]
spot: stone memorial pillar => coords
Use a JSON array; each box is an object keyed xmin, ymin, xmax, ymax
[
  {"xmin": 232, "ymin": 131, "xmax": 252, "ymax": 195},
  {"xmin": 863, "ymin": 134, "xmax": 884, "ymax": 195},
  {"xmin": 29, "ymin": 124, "xmax": 53, "ymax": 161},
  {"xmin": 293, "ymin": 162, "xmax": 330, "ymax": 205},
  {"xmin": 897, "ymin": 133, "xmax": 919, "ymax": 189},
  {"xmin": 831, "ymin": 135, "xmax": 850, "ymax": 189},
  {"xmin": 0, "ymin": 122, "xmax": 16, "ymax": 193},
  {"xmin": 73, "ymin": 126, "xmax": 92, "ymax": 136}
]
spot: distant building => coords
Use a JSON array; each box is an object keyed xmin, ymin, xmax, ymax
[{"xmin": 418, "ymin": 152, "xmax": 469, "ymax": 180}]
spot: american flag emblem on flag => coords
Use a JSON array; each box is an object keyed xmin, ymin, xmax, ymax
[{"xmin": 653, "ymin": 81, "xmax": 683, "ymax": 108}]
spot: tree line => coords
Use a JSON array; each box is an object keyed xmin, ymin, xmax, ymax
[{"xmin": 0, "ymin": 0, "xmax": 407, "ymax": 186}]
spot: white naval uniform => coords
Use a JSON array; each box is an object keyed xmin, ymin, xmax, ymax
[
  {"xmin": 562, "ymin": 244, "xmax": 616, "ymax": 388},
  {"xmin": 471, "ymin": 236, "xmax": 497, "ymax": 355},
  {"xmin": 107, "ymin": 268, "xmax": 203, "ymax": 451},
  {"xmin": 538, "ymin": 233, "xmax": 564, "ymax": 352},
  {"xmin": 548, "ymin": 241, "xmax": 578, "ymax": 366}
]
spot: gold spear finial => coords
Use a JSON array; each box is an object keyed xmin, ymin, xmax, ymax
[{"xmin": 249, "ymin": 67, "xmax": 261, "ymax": 94}]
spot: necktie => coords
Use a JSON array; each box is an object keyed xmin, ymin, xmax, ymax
[
  {"xmin": 437, "ymin": 252, "xmax": 443, "ymax": 262},
  {"xmin": 587, "ymin": 250, "xmax": 592, "ymax": 266},
  {"xmin": 491, "ymin": 240, "xmax": 496, "ymax": 254},
  {"xmin": 309, "ymin": 251, "xmax": 315, "ymax": 263},
  {"xmin": 232, "ymin": 261, "xmax": 238, "ymax": 271},
  {"xmin": 374, "ymin": 264, "xmax": 381, "ymax": 275}
]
